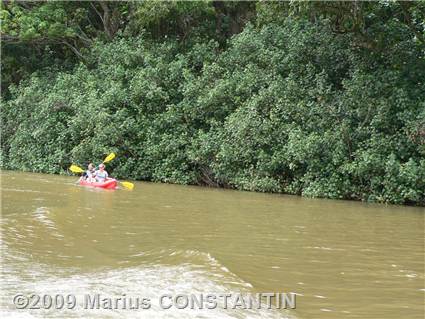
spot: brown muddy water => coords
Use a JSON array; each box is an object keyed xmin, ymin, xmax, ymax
[{"xmin": 1, "ymin": 171, "xmax": 424, "ymax": 318}]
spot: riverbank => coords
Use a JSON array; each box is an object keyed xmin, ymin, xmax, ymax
[{"xmin": 3, "ymin": 169, "xmax": 425, "ymax": 207}]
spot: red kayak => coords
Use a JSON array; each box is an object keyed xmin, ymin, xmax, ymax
[{"xmin": 79, "ymin": 178, "xmax": 118, "ymax": 189}]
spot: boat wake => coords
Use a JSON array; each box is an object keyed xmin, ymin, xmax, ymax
[{"xmin": 1, "ymin": 248, "xmax": 294, "ymax": 319}]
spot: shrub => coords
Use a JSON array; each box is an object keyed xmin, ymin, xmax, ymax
[{"xmin": 2, "ymin": 19, "xmax": 423, "ymax": 205}]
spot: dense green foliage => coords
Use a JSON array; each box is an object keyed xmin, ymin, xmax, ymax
[{"xmin": 1, "ymin": 1, "xmax": 424, "ymax": 205}]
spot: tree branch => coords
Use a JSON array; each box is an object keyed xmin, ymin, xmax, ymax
[
  {"xmin": 99, "ymin": 1, "xmax": 113, "ymax": 39},
  {"xmin": 90, "ymin": 2, "xmax": 105, "ymax": 25},
  {"xmin": 61, "ymin": 40, "xmax": 85, "ymax": 60}
]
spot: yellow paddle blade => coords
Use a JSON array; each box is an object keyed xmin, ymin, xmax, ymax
[
  {"xmin": 69, "ymin": 165, "xmax": 84, "ymax": 173},
  {"xmin": 103, "ymin": 152, "xmax": 116, "ymax": 163},
  {"xmin": 121, "ymin": 181, "xmax": 134, "ymax": 190}
]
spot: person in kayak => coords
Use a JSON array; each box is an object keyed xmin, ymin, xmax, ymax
[
  {"xmin": 95, "ymin": 163, "xmax": 109, "ymax": 182},
  {"xmin": 84, "ymin": 163, "xmax": 96, "ymax": 182}
]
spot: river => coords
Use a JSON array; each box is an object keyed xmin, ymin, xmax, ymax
[{"xmin": 1, "ymin": 171, "xmax": 424, "ymax": 318}]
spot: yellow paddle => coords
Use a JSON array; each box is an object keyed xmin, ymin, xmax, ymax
[
  {"xmin": 70, "ymin": 153, "xmax": 115, "ymax": 172},
  {"xmin": 103, "ymin": 152, "xmax": 115, "ymax": 163},
  {"xmin": 70, "ymin": 152, "xmax": 114, "ymax": 172},
  {"xmin": 120, "ymin": 181, "xmax": 134, "ymax": 190},
  {"xmin": 69, "ymin": 164, "xmax": 84, "ymax": 174}
]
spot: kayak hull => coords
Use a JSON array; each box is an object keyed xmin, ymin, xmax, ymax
[{"xmin": 79, "ymin": 178, "xmax": 118, "ymax": 189}]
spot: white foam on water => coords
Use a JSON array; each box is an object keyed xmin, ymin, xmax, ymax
[
  {"xmin": 1, "ymin": 249, "xmax": 295, "ymax": 319},
  {"xmin": 29, "ymin": 207, "xmax": 65, "ymax": 242},
  {"xmin": 32, "ymin": 207, "xmax": 55, "ymax": 229}
]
